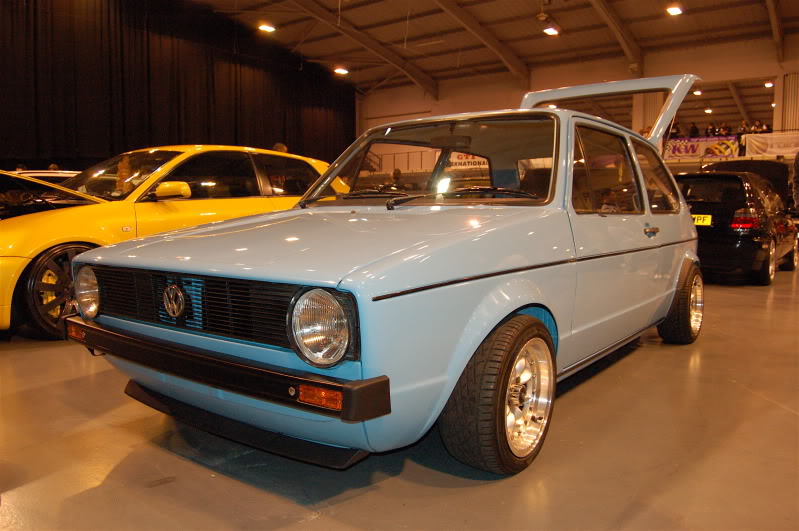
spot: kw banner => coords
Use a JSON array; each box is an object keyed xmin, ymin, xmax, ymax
[
  {"xmin": 664, "ymin": 136, "xmax": 739, "ymax": 159},
  {"xmin": 743, "ymin": 133, "xmax": 799, "ymax": 156}
]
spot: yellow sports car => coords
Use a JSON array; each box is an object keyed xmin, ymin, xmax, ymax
[{"xmin": 0, "ymin": 145, "xmax": 328, "ymax": 337}]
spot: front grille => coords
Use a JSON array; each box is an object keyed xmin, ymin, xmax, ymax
[{"xmin": 94, "ymin": 266, "xmax": 302, "ymax": 349}]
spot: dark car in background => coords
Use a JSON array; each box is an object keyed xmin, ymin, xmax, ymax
[
  {"xmin": 676, "ymin": 171, "xmax": 798, "ymax": 285},
  {"xmin": 702, "ymin": 160, "xmax": 794, "ymax": 211}
]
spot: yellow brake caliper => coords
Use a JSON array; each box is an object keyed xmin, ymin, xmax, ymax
[{"xmin": 41, "ymin": 269, "xmax": 61, "ymax": 318}]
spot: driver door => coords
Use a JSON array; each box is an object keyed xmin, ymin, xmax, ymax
[{"xmin": 134, "ymin": 151, "xmax": 276, "ymax": 236}]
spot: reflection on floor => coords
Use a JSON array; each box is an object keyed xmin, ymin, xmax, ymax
[{"xmin": 1, "ymin": 272, "xmax": 797, "ymax": 530}]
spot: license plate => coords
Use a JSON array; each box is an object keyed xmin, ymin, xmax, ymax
[{"xmin": 692, "ymin": 214, "xmax": 712, "ymax": 226}]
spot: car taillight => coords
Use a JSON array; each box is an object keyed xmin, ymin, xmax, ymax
[{"xmin": 730, "ymin": 208, "xmax": 760, "ymax": 229}]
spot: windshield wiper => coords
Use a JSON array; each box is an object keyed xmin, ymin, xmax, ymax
[
  {"xmin": 343, "ymin": 189, "xmax": 409, "ymax": 198},
  {"xmin": 446, "ymin": 186, "xmax": 539, "ymax": 199},
  {"xmin": 297, "ymin": 195, "xmax": 329, "ymax": 209},
  {"xmin": 299, "ymin": 189, "xmax": 410, "ymax": 209},
  {"xmin": 386, "ymin": 193, "xmax": 438, "ymax": 210}
]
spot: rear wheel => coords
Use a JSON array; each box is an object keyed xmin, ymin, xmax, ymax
[
  {"xmin": 24, "ymin": 244, "xmax": 93, "ymax": 338},
  {"xmin": 439, "ymin": 315, "xmax": 556, "ymax": 475},
  {"xmin": 751, "ymin": 240, "xmax": 776, "ymax": 285},
  {"xmin": 779, "ymin": 238, "xmax": 798, "ymax": 271},
  {"xmin": 658, "ymin": 265, "xmax": 704, "ymax": 344}
]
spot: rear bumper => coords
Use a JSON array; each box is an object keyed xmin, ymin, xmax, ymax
[
  {"xmin": 697, "ymin": 237, "xmax": 767, "ymax": 272},
  {"xmin": 65, "ymin": 316, "xmax": 391, "ymax": 422}
]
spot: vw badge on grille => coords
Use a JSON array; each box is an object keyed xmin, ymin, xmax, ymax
[{"xmin": 163, "ymin": 284, "xmax": 185, "ymax": 318}]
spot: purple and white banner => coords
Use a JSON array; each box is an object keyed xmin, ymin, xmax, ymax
[{"xmin": 664, "ymin": 136, "xmax": 739, "ymax": 160}]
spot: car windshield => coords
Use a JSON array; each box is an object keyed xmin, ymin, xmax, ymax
[
  {"xmin": 59, "ymin": 150, "xmax": 181, "ymax": 200},
  {"xmin": 678, "ymin": 176, "xmax": 745, "ymax": 203},
  {"xmin": 305, "ymin": 116, "xmax": 556, "ymax": 205}
]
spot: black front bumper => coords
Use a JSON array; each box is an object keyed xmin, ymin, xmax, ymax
[
  {"xmin": 65, "ymin": 316, "xmax": 390, "ymax": 422},
  {"xmin": 125, "ymin": 380, "xmax": 370, "ymax": 469}
]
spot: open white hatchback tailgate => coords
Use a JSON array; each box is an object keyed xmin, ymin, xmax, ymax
[{"xmin": 520, "ymin": 74, "xmax": 700, "ymax": 146}]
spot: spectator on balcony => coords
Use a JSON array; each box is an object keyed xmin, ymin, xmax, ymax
[
  {"xmin": 704, "ymin": 123, "xmax": 717, "ymax": 137},
  {"xmin": 688, "ymin": 122, "xmax": 699, "ymax": 138}
]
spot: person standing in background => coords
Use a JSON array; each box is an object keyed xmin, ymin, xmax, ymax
[
  {"xmin": 688, "ymin": 122, "xmax": 699, "ymax": 138},
  {"xmin": 793, "ymin": 152, "xmax": 799, "ymax": 210}
]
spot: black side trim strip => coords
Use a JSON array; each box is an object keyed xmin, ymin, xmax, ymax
[
  {"xmin": 66, "ymin": 316, "xmax": 390, "ymax": 422},
  {"xmin": 372, "ymin": 237, "xmax": 697, "ymax": 301},
  {"xmin": 125, "ymin": 381, "xmax": 370, "ymax": 470}
]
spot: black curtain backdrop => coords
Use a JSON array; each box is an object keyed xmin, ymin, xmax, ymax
[{"xmin": 0, "ymin": 0, "xmax": 356, "ymax": 170}]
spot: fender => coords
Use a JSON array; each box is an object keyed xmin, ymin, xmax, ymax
[{"xmin": 414, "ymin": 275, "xmax": 564, "ymax": 440}]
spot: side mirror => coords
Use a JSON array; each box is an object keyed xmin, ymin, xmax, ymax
[{"xmin": 152, "ymin": 181, "xmax": 191, "ymax": 200}]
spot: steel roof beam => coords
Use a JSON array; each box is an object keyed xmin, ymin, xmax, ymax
[
  {"xmin": 726, "ymin": 82, "xmax": 751, "ymax": 122},
  {"xmin": 587, "ymin": 0, "xmax": 643, "ymax": 74},
  {"xmin": 764, "ymin": 0, "xmax": 784, "ymax": 62},
  {"xmin": 434, "ymin": 0, "xmax": 529, "ymax": 83},
  {"xmin": 290, "ymin": 0, "xmax": 438, "ymax": 98}
]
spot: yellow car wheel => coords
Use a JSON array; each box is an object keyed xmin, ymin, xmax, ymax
[{"xmin": 24, "ymin": 243, "xmax": 93, "ymax": 338}]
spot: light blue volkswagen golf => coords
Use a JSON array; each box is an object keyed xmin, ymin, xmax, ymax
[{"xmin": 66, "ymin": 75, "xmax": 704, "ymax": 474}]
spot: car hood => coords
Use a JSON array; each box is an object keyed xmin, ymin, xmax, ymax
[
  {"xmin": 2, "ymin": 171, "xmax": 105, "ymax": 203},
  {"xmin": 78, "ymin": 204, "xmax": 544, "ymax": 289}
]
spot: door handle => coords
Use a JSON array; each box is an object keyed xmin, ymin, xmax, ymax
[{"xmin": 644, "ymin": 226, "xmax": 660, "ymax": 236}]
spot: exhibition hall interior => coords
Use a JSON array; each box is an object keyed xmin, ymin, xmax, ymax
[{"xmin": 2, "ymin": 0, "xmax": 798, "ymax": 529}]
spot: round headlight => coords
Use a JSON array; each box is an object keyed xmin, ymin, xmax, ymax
[
  {"xmin": 290, "ymin": 289, "xmax": 349, "ymax": 367},
  {"xmin": 75, "ymin": 266, "xmax": 100, "ymax": 318}
]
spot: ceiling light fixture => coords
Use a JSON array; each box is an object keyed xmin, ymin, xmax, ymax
[
  {"xmin": 536, "ymin": 2, "xmax": 561, "ymax": 36},
  {"xmin": 771, "ymin": 102, "xmax": 776, "ymax": 108},
  {"xmin": 536, "ymin": 13, "xmax": 561, "ymax": 36},
  {"xmin": 666, "ymin": 2, "xmax": 684, "ymax": 16},
  {"xmin": 334, "ymin": 67, "xmax": 349, "ymax": 75},
  {"xmin": 704, "ymin": 108, "xmax": 713, "ymax": 114},
  {"xmin": 764, "ymin": 81, "xmax": 774, "ymax": 88},
  {"xmin": 693, "ymin": 90, "xmax": 702, "ymax": 96},
  {"xmin": 258, "ymin": 24, "xmax": 276, "ymax": 32}
]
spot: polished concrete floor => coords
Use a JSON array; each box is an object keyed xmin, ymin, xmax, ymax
[{"xmin": 1, "ymin": 271, "xmax": 797, "ymax": 530}]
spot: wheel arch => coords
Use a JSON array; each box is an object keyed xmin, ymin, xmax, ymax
[{"xmin": 419, "ymin": 278, "xmax": 562, "ymax": 440}]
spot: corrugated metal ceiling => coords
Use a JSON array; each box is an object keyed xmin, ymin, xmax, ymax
[{"xmin": 191, "ymin": 0, "xmax": 796, "ymax": 126}]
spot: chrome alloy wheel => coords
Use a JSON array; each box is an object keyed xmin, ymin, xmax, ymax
[
  {"xmin": 792, "ymin": 239, "xmax": 798, "ymax": 269},
  {"xmin": 504, "ymin": 337, "xmax": 554, "ymax": 457},
  {"xmin": 767, "ymin": 240, "xmax": 776, "ymax": 281},
  {"xmin": 689, "ymin": 274, "xmax": 704, "ymax": 336}
]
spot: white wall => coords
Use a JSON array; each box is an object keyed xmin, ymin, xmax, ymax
[{"xmin": 358, "ymin": 34, "xmax": 799, "ymax": 134}]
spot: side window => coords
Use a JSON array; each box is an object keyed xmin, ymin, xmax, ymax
[
  {"xmin": 163, "ymin": 151, "xmax": 260, "ymax": 199},
  {"xmin": 575, "ymin": 126, "xmax": 643, "ymax": 214},
  {"xmin": 252, "ymin": 154, "xmax": 320, "ymax": 196},
  {"xmin": 571, "ymin": 135, "xmax": 594, "ymax": 213},
  {"xmin": 631, "ymin": 139, "xmax": 681, "ymax": 213},
  {"xmin": 757, "ymin": 180, "xmax": 784, "ymax": 213}
]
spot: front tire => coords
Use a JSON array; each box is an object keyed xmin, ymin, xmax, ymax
[
  {"xmin": 24, "ymin": 244, "xmax": 93, "ymax": 338},
  {"xmin": 439, "ymin": 315, "xmax": 556, "ymax": 475},
  {"xmin": 658, "ymin": 264, "xmax": 704, "ymax": 344}
]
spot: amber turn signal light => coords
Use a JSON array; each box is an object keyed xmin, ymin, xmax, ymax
[
  {"xmin": 67, "ymin": 323, "xmax": 85, "ymax": 341},
  {"xmin": 298, "ymin": 385, "xmax": 343, "ymax": 410}
]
